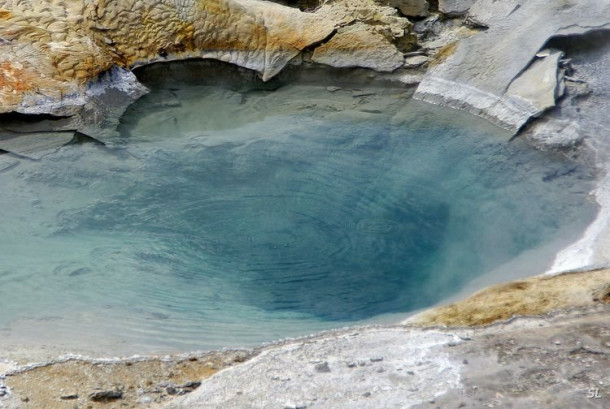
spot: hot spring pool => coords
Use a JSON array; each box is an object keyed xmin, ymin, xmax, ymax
[{"xmin": 0, "ymin": 70, "xmax": 597, "ymax": 355}]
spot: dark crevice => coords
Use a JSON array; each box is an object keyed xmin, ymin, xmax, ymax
[
  {"xmin": 271, "ymin": 0, "xmax": 322, "ymax": 12},
  {"xmin": 464, "ymin": 18, "xmax": 489, "ymax": 30},
  {"xmin": 544, "ymin": 29, "xmax": 610, "ymax": 61},
  {"xmin": 65, "ymin": 131, "xmax": 107, "ymax": 146},
  {"xmin": 301, "ymin": 28, "xmax": 338, "ymax": 53},
  {"xmin": 0, "ymin": 112, "xmax": 74, "ymax": 134},
  {"xmin": 0, "ymin": 148, "xmax": 38, "ymax": 161},
  {"xmin": 0, "ymin": 112, "xmax": 70, "ymax": 124},
  {"xmin": 507, "ymin": 4, "xmax": 521, "ymax": 17},
  {"xmin": 133, "ymin": 59, "xmax": 284, "ymax": 92}
]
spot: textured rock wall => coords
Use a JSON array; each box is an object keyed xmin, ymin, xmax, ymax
[
  {"xmin": 0, "ymin": 0, "xmax": 418, "ymax": 117},
  {"xmin": 0, "ymin": 0, "xmax": 343, "ymax": 114},
  {"xmin": 3, "ymin": 0, "xmax": 607, "ymax": 136},
  {"xmin": 0, "ymin": 0, "xmax": 113, "ymax": 114},
  {"xmin": 414, "ymin": 0, "xmax": 610, "ymax": 133}
]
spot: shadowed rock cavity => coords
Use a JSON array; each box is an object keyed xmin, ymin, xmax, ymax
[
  {"xmin": 521, "ymin": 29, "xmax": 610, "ymax": 150},
  {"xmin": 271, "ymin": 0, "xmax": 322, "ymax": 11}
]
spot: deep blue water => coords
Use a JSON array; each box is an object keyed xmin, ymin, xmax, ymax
[{"xmin": 0, "ymin": 77, "xmax": 597, "ymax": 353}]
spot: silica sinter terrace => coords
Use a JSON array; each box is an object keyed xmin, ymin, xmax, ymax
[{"xmin": 0, "ymin": 67, "xmax": 597, "ymax": 354}]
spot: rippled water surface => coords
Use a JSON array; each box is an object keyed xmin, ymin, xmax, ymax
[{"xmin": 0, "ymin": 69, "xmax": 597, "ymax": 354}]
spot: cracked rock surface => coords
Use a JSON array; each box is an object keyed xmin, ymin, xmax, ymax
[
  {"xmin": 156, "ymin": 307, "xmax": 609, "ymax": 409},
  {"xmin": 415, "ymin": 0, "xmax": 610, "ymax": 133},
  {"xmin": 0, "ymin": 0, "xmax": 415, "ymax": 117}
]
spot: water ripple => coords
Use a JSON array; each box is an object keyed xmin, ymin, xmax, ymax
[{"xmin": 0, "ymin": 82, "xmax": 597, "ymax": 353}]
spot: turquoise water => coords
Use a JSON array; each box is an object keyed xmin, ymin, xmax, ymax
[{"xmin": 0, "ymin": 72, "xmax": 597, "ymax": 354}]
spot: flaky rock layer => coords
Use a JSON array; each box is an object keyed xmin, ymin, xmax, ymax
[{"xmin": 0, "ymin": 0, "xmax": 415, "ymax": 116}]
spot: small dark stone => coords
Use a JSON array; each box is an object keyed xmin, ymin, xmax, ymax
[
  {"xmin": 363, "ymin": 392, "xmax": 372, "ymax": 397},
  {"xmin": 314, "ymin": 362, "xmax": 331, "ymax": 373},
  {"xmin": 183, "ymin": 381, "xmax": 202, "ymax": 389},
  {"xmin": 407, "ymin": 371, "xmax": 415, "ymax": 375},
  {"xmin": 166, "ymin": 386, "xmax": 179, "ymax": 395},
  {"xmin": 88, "ymin": 390, "xmax": 123, "ymax": 402},
  {"xmin": 60, "ymin": 394, "xmax": 78, "ymax": 400},
  {"xmin": 462, "ymin": 359, "xmax": 469, "ymax": 365},
  {"xmin": 352, "ymin": 90, "xmax": 375, "ymax": 97},
  {"xmin": 370, "ymin": 357, "xmax": 384, "ymax": 362}
]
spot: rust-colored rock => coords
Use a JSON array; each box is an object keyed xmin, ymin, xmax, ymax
[
  {"xmin": 0, "ymin": 0, "xmax": 340, "ymax": 115},
  {"xmin": 405, "ymin": 268, "xmax": 610, "ymax": 327},
  {"xmin": 0, "ymin": 0, "xmax": 415, "ymax": 116}
]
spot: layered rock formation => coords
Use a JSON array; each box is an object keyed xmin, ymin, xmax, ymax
[
  {"xmin": 0, "ymin": 0, "xmax": 336, "ymax": 115},
  {"xmin": 0, "ymin": 0, "xmax": 418, "ymax": 118},
  {"xmin": 1, "ymin": 0, "xmax": 609, "ymax": 136},
  {"xmin": 414, "ymin": 0, "xmax": 610, "ymax": 133}
]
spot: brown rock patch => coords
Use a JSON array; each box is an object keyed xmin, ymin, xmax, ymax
[
  {"xmin": 4, "ymin": 350, "xmax": 253, "ymax": 409},
  {"xmin": 407, "ymin": 268, "xmax": 610, "ymax": 326}
]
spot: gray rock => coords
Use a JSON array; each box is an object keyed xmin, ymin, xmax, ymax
[
  {"xmin": 394, "ymin": 73, "xmax": 424, "ymax": 85},
  {"xmin": 161, "ymin": 329, "xmax": 461, "ymax": 409},
  {"xmin": 88, "ymin": 390, "xmax": 123, "ymax": 402},
  {"xmin": 505, "ymin": 50, "xmax": 564, "ymax": 118},
  {"xmin": 438, "ymin": 0, "xmax": 474, "ymax": 16},
  {"xmin": 0, "ymin": 383, "xmax": 10, "ymax": 398},
  {"xmin": 0, "ymin": 132, "xmax": 75, "ymax": 160},
  {"xmin": 0, "ymin": 155, "xmax": 19, "ymax": 172},
  {"xmin": 415, "ymin": 0, "xmax": 610, "ymax": 133},
  {"xmin": 525, "ymin": 119, "xmax": 584, "ymax": 150},
  {"xmin": 352, "ymin": 90, "xmax": 376, "ymax": 97},
  {"xmin": 158, "ymin": 310, "xmax": 610, "ymax": 409},
  {"xmin": 314, "ymin": 362, "xmax": 331, "ymax": 373},
  {"xmin": 404, "ymin": 55, "xmax": 429, "ymax": 68},
  {"xmin": 312, "ymin": 23, "xmax": 405, "ymax": 72},
  {"xmin": 387, "ymin": 0, "xmax": 429, "ymax": 17},
  {"xmin": 565, "ymin": 78, "xmax": 591, "ymax": 98}
]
